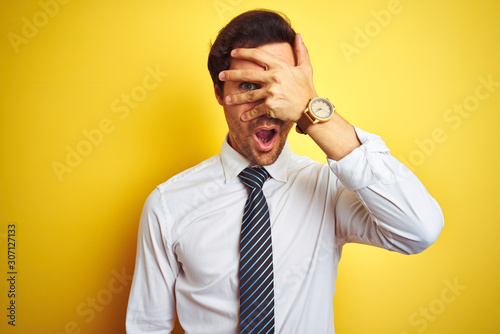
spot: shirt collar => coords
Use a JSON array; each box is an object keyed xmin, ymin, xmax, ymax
[{"xmin": 220, "ymin": 135, "xmax": 290, "ymax": 184}]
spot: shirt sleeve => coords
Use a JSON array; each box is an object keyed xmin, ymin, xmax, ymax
[
  {"xmin": 328, "ymin": 127, "xmax": 444, "ymax": 254},
  {"xmin": 126, "ymin": 188, "xmax": 178, "ymax": 333}
]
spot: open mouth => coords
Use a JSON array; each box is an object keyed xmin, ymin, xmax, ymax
[{"xmin": 254, "ymin": 128, "xmax": 277, "ymax": 152}]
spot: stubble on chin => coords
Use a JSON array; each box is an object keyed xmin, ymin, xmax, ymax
[{"xmin": 244, "ymin": 143, "xmax": 281, "ymax": 167}]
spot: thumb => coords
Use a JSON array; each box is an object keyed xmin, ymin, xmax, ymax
[{"xmin": 295, "ymin": 33, "xmax": 311, "ymax": 67}]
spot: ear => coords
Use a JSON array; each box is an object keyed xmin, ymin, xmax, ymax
[{"xmin": 214, "ymin": 84, "xmax": 224, "ymax": 106}]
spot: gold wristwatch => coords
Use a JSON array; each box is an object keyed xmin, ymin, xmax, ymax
[{"xmin": 296, "ymin": 97, "xmax": 335, "ymax": 134}]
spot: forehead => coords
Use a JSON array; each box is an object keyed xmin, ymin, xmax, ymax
[{"xmin": 229, "ymin": 42, "xmax": 295, "ymax": 71}]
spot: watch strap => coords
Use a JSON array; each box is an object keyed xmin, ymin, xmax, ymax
[{"xmin": 296, "ymin": 111, "xmax": 314, "ymax": 134}]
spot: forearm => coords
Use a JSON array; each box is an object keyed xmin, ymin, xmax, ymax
[{"xmin": 305, "ymin": 111, "xmax": 361, "ymax": 161}]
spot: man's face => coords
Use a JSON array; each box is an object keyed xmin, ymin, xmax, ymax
[{"xmin": 215, "ymin": 42, "xmax": 295, "ymax": 166}]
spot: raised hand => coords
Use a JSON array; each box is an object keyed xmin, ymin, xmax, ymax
[{"xmin": 218, "ymin": 33, "xmax": 318, "ymax": 122}]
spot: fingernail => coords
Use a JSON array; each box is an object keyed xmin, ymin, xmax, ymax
[
  {"xmin": 225, "ymin": 96, "xmax": 231, "ymax": 104},
  {"xmin": 241, "ymin": 113, "xmax": 247, "ymax": 121},
  {"xmin": 219, "ymin": 72, "xmax": 225, "ymax": 80},
  {"xmin": 231, "ymin": 49, "xmax": 237, "ymax": 56}
]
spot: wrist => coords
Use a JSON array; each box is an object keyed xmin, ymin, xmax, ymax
[{"xmin": 307, "ymin": 112, "xmax": 361, "ymax": 161}]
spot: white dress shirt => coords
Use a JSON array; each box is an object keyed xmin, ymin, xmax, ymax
[{"xmin": 126, "ymin": 127, "xmax": 444, "ymax": 334}]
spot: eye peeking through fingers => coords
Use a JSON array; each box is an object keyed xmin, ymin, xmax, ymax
[{"xmin": 240, "ymin": 82, "xmax": 261, "ymax": 91}]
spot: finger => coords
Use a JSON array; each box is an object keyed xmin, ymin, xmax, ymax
[
  {"xmin": 219, "ymin": 68, "xmax": 267, "ymax": 83},
  {"xmin": 226, "ymin": 88, "xmax": 267, "ymax": 105},
  {"xmin": 295, "ymin": 33, "xmax": 311, "ymax": 68},
  {"xmin": 240, "ymin": 104, "xmax": 268, "ymax": 121},
  {"xmin": 230, "ymin": 48, "xmax": 282, "ymax": 70}
]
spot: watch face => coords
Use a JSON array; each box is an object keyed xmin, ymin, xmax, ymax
[{"xmin": 311, "ymin": 98, "xmax": 334, "ymax": 120}]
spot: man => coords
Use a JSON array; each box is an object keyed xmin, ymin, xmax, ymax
[{"xmin": 126, "ymin": 9, "xmax": 443, "ymax": 334}]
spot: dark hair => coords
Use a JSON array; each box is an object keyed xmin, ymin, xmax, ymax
[{"xmin": 208, "ymin": 9, "xmax": 296, "ymax": 93}]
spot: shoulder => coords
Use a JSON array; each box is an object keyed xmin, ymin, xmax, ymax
[
  {"xmin": 140, "ymin": 154, "xmax": 224, "ymax": 219},
  {"xmin": 288, "ymin": 151, "xmax": 331, "ymax": 177},
  {"xmin": 146, "ymin": 154, "xmax": 225, "ymax": 213},
  {"xmin": 157, "ymin": 154, "xmax": 222, "ymax": 191}
]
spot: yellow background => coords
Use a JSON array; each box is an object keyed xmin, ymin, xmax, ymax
[{"xmin": 1, "ymin": 0, "xmax": 499, "ymax": 333}]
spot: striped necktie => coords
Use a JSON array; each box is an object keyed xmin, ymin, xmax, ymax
[{"xmin": 238, "ymin": 167, "xmax": 275, "ymax": 334}]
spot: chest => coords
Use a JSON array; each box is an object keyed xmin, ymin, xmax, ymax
[{"xmin": 170, "ymin": 180, "xmax": 335, "ymax": 288}]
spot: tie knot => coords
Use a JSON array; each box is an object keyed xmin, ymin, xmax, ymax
[{"xmin": 238, "ymin": 167, "xmax": 270, "ymax": 190}]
